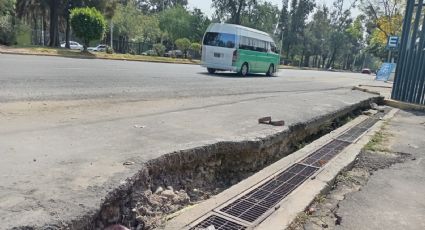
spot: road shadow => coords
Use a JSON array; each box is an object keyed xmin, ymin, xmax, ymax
[{"xmin": 198, "ymin": 72, "xmax": 276, "ymax": 78}]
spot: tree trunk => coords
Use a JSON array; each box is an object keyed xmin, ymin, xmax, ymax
[
  {"xmin": 48, "ymin": 0, "xmax": 60, "ymax": 47},
  {"xmin": 304, "ymin": 55, "xmax": 310, "ymax": 67},
  {"xmin": 65, "ymin": 13, "xmax": 70, "ymax": 49}
]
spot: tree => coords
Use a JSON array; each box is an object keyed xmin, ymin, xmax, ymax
[
  {"xmin": 0, "ymin": 0, "xmax": 16, "ymax": 45},
  {"xmin": 285, "ymin": 0, "xmax": 315, "ymax": 60},
  {"xmin": 278, "ymin": 0, "xmax": 290, "ymax": 56},
  {"xmin": 212, "ymin": 0, "xmax": 256, "ymax": 25},
  {"xmin": 70, "ymin": 7, "xmax": 106, "ymax": 51},
  {"xmin": 360, "ymin": 0, "xmax": 403, "ymax": 59},
  {"xmin": 241, "ymin": 1, "xmax": 279, "ymax": 34},
  {"xmin": 175, "ymin": 37, "xmax": 191, "ymax": 58},
  {"xmin": 189, "ymin": 42, "xmax": 201, "ymax": 58},
  {"xmin": 189, "ymin": 8, "xmax": 211, "ymax": 42},
  {"xmin": 159, "ymin": 5, "xmax": 192, "ymax": 43},
  {"xmin": 136, "ymin": 0, "xmax": 188, "ymax": 13}
]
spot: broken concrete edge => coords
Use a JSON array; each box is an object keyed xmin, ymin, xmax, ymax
[
  {"xmin": 384, "ymin": 99, "xmax": 425, "ymax": 112},
  {"xmin": 162, "ymin": 104, "xmax": 389, "ymax": 230},
  {"xmin": 255, "ymin": 108, "xmax": 399, "ymax": 230},
  {"xmin": 13, "ymin": 96, "xmax": 382, "ymax": 229}
]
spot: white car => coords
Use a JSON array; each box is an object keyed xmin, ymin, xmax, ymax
[
  {"xmin": 60, "ymin": 41, "xmax": 83, "ymax": 50},
  {"xmin": 88, "ymin": 44, "xmax": 107, "ymax": 52}
]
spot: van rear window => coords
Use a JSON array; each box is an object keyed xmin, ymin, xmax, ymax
[{"xmin": 203, "ymin": 32, "xmax": 236, "ymax": 48}]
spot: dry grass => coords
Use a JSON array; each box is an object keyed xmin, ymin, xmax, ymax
[{"xmin": 1, "ymin": 45, "xmax": 200, "ymax": 65}]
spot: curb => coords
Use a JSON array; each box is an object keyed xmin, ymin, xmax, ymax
[
  {"xmin": 256, "ymin": 108, "xmax": 398, "ymax": 230},
  {"xmin": 384, "ymin": 99, "xmax": 425, "ymax": 112},
  {"xmin": 163, "ymin": 108, "xmax": 397, "ymax": 230}
]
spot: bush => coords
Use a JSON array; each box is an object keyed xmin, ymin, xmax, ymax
[
  {"xmin": 189, "ymin": 42, "xmax": 202, "ymax": 59},
  {"xmin": 106, "ymin": 46, "xmax": 114, "ymax": 54},
  {"xmin": 175, "ymin": 38, "xmax": 191, "ymax": 58},
  {"xmin": 153, "ymin": 43, "xmax": 166, "ymax": 56},
  {"xmin": 70, "ymin": 7, "xmax": 106, "ymax": 51}
]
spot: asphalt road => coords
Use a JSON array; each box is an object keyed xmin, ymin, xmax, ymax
[
  {"xmin": 0, "ymin": 54, "xmax": 386, "ymax": 228},
  {"xmin": 0, "ymin": 54, "xmax": 380, "ymax": 102}
]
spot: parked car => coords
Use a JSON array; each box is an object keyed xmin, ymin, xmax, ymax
[
  {"xmin": 88, "ymin": 44, "xmax": 107, "ymax": 52},
  {"xmin": 164, "ymin": 50, "xmax": 183, "ymax": 58},
  {"xmin": 361, "ymin": 68, "xmax": 372, "ymax": 74},
  {"xmin": 60, "ymin": 41, "xmax": 83, "ymax": 50},
  {"xmin": 142, "ymin": 50, "xmax": 157, "ymax": 56}
]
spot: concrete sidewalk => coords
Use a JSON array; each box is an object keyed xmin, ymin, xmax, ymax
[
  {"xmin": 290, "ymin": 110, "xmax": 425, "ymax": 230},
  {"xmin": 336, "ymin": 110, "xmax": 425, "ymax": 230}
]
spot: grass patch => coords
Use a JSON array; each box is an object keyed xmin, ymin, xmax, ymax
[
  {"xmin": 363, "ymin": 123, "xmax": 392, "ymax": 152},
  {"xmin": 287, "ymin": 212, "xmax": 310, "ymax": 230},
  {"xmin": 3, "ymin": 46, "xmax": 200, "ymax": 64}
]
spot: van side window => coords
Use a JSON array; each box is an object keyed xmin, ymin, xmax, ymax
[{"xmin": 239, "ymin": 36, "xmax": 268, "ymax": 52}]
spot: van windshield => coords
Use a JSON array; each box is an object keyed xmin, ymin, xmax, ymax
[{"xmin": 203, "ymin": 32, "xmax": 236, "ymax": 48}]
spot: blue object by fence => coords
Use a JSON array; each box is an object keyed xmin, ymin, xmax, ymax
[{"xmin": 376, "ymin": 63, "xmax": 396, "ymax": 81}]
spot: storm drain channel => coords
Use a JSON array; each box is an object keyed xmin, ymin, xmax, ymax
[{"xmin": 190, "ymin": 112, "xmax": 386, "ymax": 230}]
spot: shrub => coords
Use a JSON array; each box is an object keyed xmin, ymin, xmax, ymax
[
  {"xmin": 189, "ymin": 42, "xmax": 202, "ymax": 59},
  {"xmin": 70, "ymin": 7, "xmax": 106, "ymax": 51},
  {"xmin": 106, "ymin": 46, "xmax": 114, "ymax": 54},
  {"xmin": 175, "ymin": 38, "xmax": 191, "ymax": 58},
  {"xmin": 153, "ymin": 43, "xmax": 165, "ymax": 56}
]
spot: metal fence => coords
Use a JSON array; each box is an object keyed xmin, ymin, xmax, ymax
[{"xmin": 392, "ymin": 0, "xmax": 425, "ymax": 104}]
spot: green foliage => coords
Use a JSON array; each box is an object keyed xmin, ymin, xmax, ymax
[
  {"xmin": 0, "ymin": 14, "xmax": 15, "ymax": 45},
  {"xmin": 153, "ymin": 43, "xmax": 165, "ymax": 56},
  {"xmin": 112, "ymin": 2, "xmax": 162, "ymax": 51},
  {"xmin": 190, "ymin": 42, "xmax": 201, "ymax": 53},
  {"xmin": 0, "ymin": 0, "xmax": 15, "ymax": 16},
  {"xmin": 241, "ymin": 1, "xmax": 279, "ymax": 34},
  {"xmin": 175, "ymin": 37, "xmax": 191, "ymax": 57},
  {"xmin": 0, "ymin": 0, "xmax": 15, "ymax": 45},
  {"xmin": 189, "ymin": 8, "xmax": 211, "ymax": 42},
  {"xmin": 15, "ymin": 22, "xmax": 31, "ymax": 46},
  {"xmin": 159, "ymin": 5, "xmax": 192, "ymax": 42},
  {"xmin": 106, "ymin": 46, "xmax": 114, "ymax": 54},
  {"xmin": 71, "ymin": 7, "xmax": 106, "ymax": 50},
  {"xmin": 212, "ymin": 0, "xmax": 256, "ymax": 24}
]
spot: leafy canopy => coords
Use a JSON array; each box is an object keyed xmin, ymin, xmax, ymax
[{"xmin": 71, "ymin": 7, "xmax": 106, "ymax": 49}]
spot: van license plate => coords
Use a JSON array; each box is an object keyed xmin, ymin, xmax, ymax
[{"xmin": 214, "ymin": 53, "xmax": 221, "ymax": 58}]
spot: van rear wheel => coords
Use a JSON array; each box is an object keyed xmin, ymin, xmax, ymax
[
  {"xmin": 207, "ymin": 68, "xmax": 216, "ymax": 74},
  {"xmin": 266, "ymin": 64, "xmax": 275, "ymax": 77},
  {"xmin": 239, "ymin": 63, "xmax": 249, "ymax": 77}
]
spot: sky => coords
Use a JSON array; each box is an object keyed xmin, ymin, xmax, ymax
[{"xmin": 187, "ymin": 0, "xmax": 359, "ymax": 18}]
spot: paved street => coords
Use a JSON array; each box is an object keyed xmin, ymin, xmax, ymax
[
  {"xmin": 0, "ymin": 54, "xmax": 384, "ymax": 228},
  {"xmin": 0, "ymin": 54, "xmax": 383, "ymax": 102}
]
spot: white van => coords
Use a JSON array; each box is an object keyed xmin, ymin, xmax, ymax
[{"xmin": 201, "ymin": 23, "xmax": 280, "ymax": 76}]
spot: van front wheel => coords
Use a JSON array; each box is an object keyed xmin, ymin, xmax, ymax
[
  {"xmin": 207, "ymin": 68, "xmax": 216, "ymax": 74},
  {"xmin": 239, "ymin": 63, "xmax": 249, "ymax": 77}
]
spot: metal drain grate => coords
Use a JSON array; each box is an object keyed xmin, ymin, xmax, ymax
[
  {"xmin": 219, "ymin": 164, "xmax": 318, "ymax": 223},
  {"xmin": 301, "ymin": 139, "xmax": 350, "ymax": 167},
  {"xmin": 337, "ymin": 118, "xmax": 379, "ymax": 143},
  {"xmin": 190, "ymin": 215, "xmax": 247, "ymax": 230}
]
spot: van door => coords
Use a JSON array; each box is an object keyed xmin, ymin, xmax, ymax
[{"xmin": 202, "ymin": 32, "xmax": 236, "ymax": 69}]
